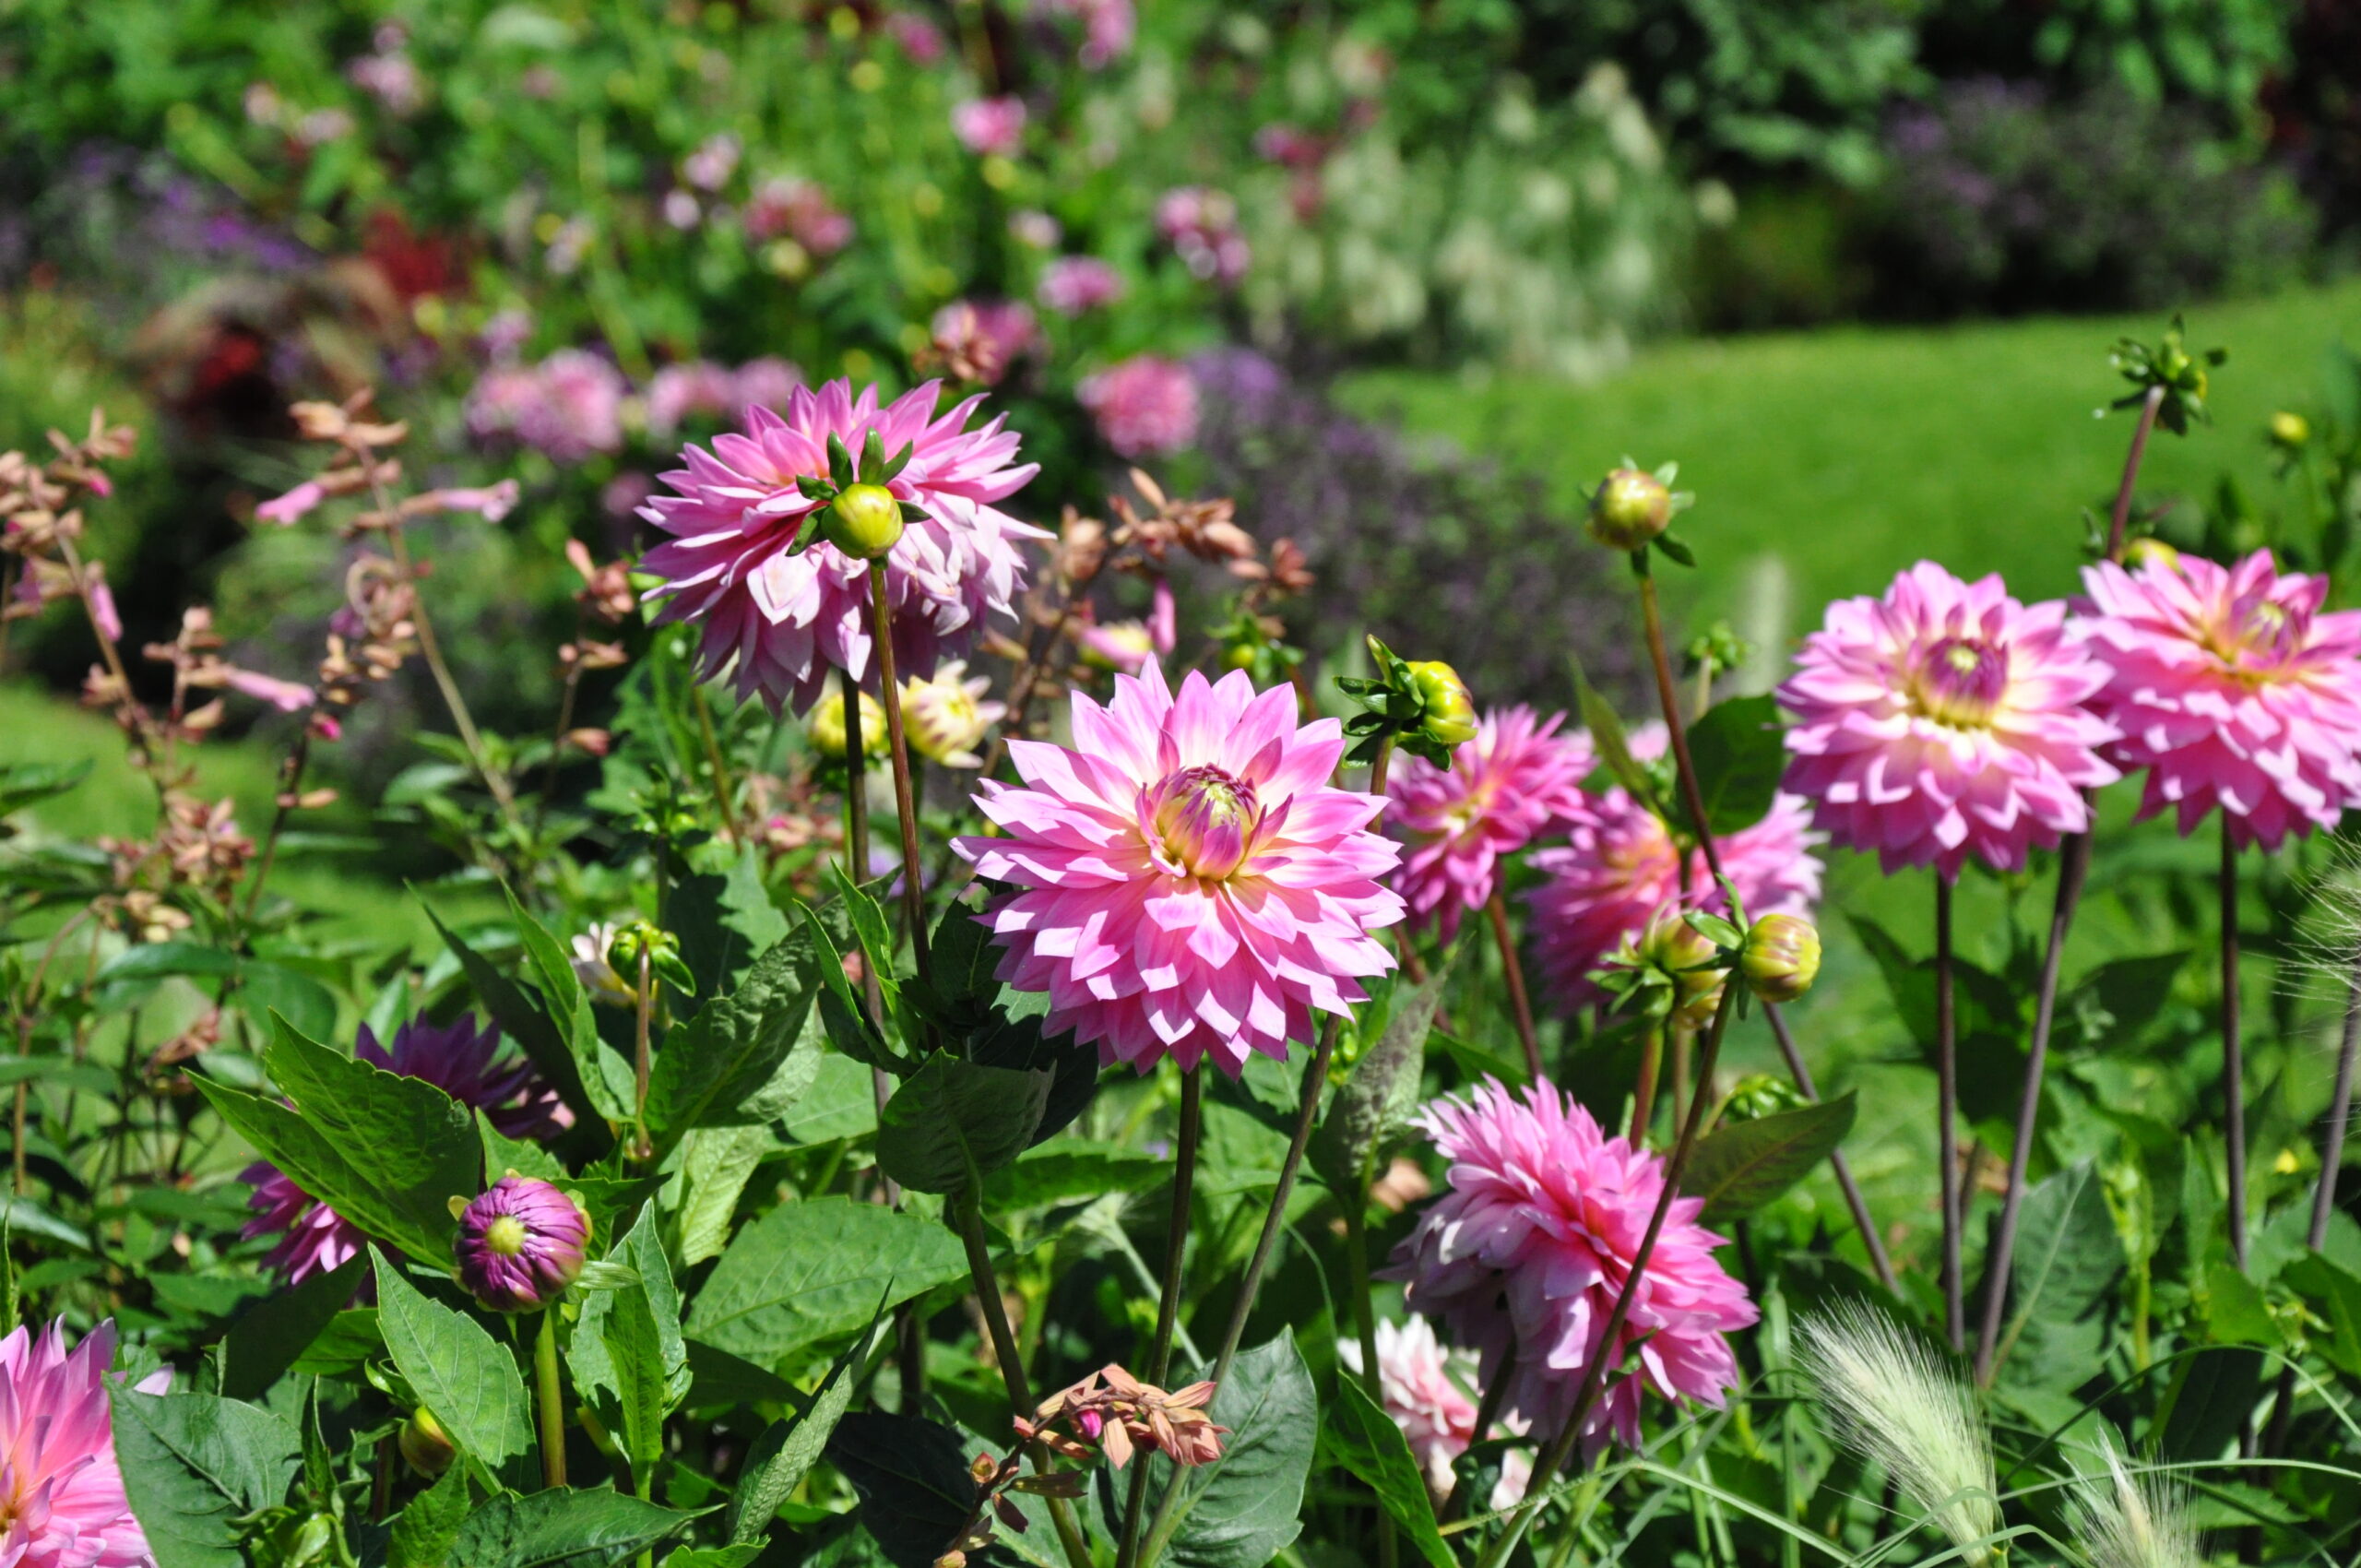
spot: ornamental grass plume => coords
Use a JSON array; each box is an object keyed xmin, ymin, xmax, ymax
[
  {"xmin": 1778, "ymin": 561, "xmax": 2119, "ymax": 876},
  {"xmin": 1338, "ymin": 1316, "xmax": 1532, "ymax": 1508},
  {"xmin": 1385, "ymin": 1079, "xmax": 1757, "ymax": 1454},
  {"xmin": 2077, "ymin": 548, "xmax": 2361, "ymax": 849},
  {"xmin": 637, "ymin": 379, "xmax": 1045, "ymax": 713},
  {"xmin": 2070, "ymin": 1437, "xmax": 2201, "ymax": 1568},
  {"xmin": 1795, "ymin": 1303, "xmax": 2000, "ymax": 1565},
  {"xmin": 1384, "ymin": 707, "xmax": 1593, "ymax": 940},
  {"xmin": 953, "ymin": 663, "xmax": 1403, "ymax": 1075},
  {"xmin": 243, "ymin": 1016, "xmax": 563, "ymax": 1285},
  {"xmin": 0, "ymin": 1319, "xmax": 169, "ymax": 1568}
]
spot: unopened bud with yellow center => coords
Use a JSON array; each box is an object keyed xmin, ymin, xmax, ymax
[
  {"xmin": 823, "ymin": 482, "xmax": 905, "ymax": 558},
  {"xmin": 1588, "ymin": 468, "xmax": 1673, "ymax": 551},
  {"xmin": 398, "ymin": 1408, "xmax": 456, "ymax": 1478},
  {"xmin": 808, "ymin": 689, "xmax": 890, "ymax": 761},
  {"xmin": 1148, "ymin": 764, "xmax": 1261, "ymax": 881},
  {"xmin": 1739, "ymin": 913, "xmax": 1820, "ymax": 1004},
  {"xmin": 901, "ymin": 659, "xmax": 1003, "ymax": 768},
  {"xmin": 1406, "ymin": 659, "xmax": 1477, "ymax": 748}
]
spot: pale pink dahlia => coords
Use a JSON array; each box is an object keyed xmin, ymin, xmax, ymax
[
  {"xmin": 1527, "ymin": 731, "xmax": 1821, "ymax": 1006},
  {"xmin": 1386, "ymin": 707, "xmax": 1594, "ymax": 940},
  {"xmin": 243, "ymin": 1016, "xmax": 562, "ymax": 1284},
  {"xmin": 2077, "ymin": 549, "xmax": 2361, "ymax": 849},
  {"xmin": 1038, "ymin": 255, "xmax": 1124, "ymax": 315},
  {"xmin": 0, "ymin": 1320, "xmax": 168, "ymax": 1568},
  {"xmin": 954, "ymin": 664, "xmax": 1404, "ymax": 1075},
  {"xmin": 1077, "ymin": 356, "xmax": 1199, "ymax": 458},
  {"xmin": 1338, "ymin": 1316, "xmax": 1530, "ymax": 1508},
  {"xmin": 1778, "ymin": 562, "xmax": 2119, "ymax": 876},
  {"xmin": 1386, "ymin": 1079, "xmax": 1757, "ymax": 1454},
  {"xmin": 637, "ymin": 379, "xmax": 1047, "ymax": 713}
]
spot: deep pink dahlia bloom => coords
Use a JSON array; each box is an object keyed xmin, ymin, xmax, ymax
[
  {"xmin": 637, "ymin": 379, "xmax": 1047, "ymax": 713},
  {"xmin": 455, "ymin": 1176, "xmax": 589, "ymax": 1313},
  {"xmin": 1386, "ymin": 707, "xmax": 1594, "ymax": 940},
  {"xmin": 1339, "ymin": 1316, "xmax": 1530, "ymax": 1508},
  {"xmin": 1076, "ymin": 357, "xmax": 1199, "ymax": 458},
  {"xmin": 954, "ymin": 664, "xmax": 1404, "ymax": 1075},
  {"xmin": 243, "ymin": 1016, "xmax": 563, "ymax": 1285},
  {"xmin": 2078, "ymin": 549, "xmax": 2361, "ymax": 849},
  {"xmin": 1778, "ymin": 562, "xmax": 2119, "ymax": 876},
  {"xmin": 0, "ymin": 1319, "xmax": 169, "ymax": 1568},
  {"xmin": 1386, "ymin": 1080, "xmax": 1757, "ymax": 1454}
]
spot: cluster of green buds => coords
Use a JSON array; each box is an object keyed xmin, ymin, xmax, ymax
[
  {"xmin": 1585, "ymin": 457, "xmax": 1696, "ymax": 568},
  {"xmin": 1596, "ymin": 888, "xmax": 1821, "ymax": 1024},
  {"xmin": 606, "ymin": 919, "xmax": 694, "ymax": 1000},
  {"xmin": 789, "ymin": 430, "xmax": 927, "ymax": 559},
  {"xmin": 2106, "ymin": 315, "xmax": 2225, "ymax": 436},
  {"xmin": 1211, "ymin": 604, "xmax": 1305, "ymax": 687},
  {"xmin": 1335, "ymin": 636, "xmax": 1477, "ymax": 769}
]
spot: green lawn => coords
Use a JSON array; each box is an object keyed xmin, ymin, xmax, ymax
[{"xmin": 1345, "ymin": 279, "xmax": 2361, "ymax": 658}]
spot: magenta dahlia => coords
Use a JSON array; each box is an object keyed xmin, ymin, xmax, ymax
[
  {"xmin": 954, "ymin": 664, "xmax": 1404, "ymax": 1075},
  {"xmin": 1076, "ymin": 356, "xmax": 1199, "ymax": 459},
  {"xmin": 1386, "ymin": 1079, "xmax": 1758, "ymax": 1454},
  {"xmin": 1778, "ymin": 562, "xmax": 2119, "ymax": 876},
  {"xmin": 454, "ymin": 1175, "xmax": 590, "ymax": 1313},
  {"xmin": 1386, "ymin": 707, "xmax": 1594, "ymax": 940},
  {"xmin": 637, "ymin": 378, "xmax": 1047, "ymax": 713},
  {"xmin": 0, "ymin": 1320, "xmax": 169, "ymax": 1568},
  {"xmin": 2078, "ymin": 549, "xmax": 2361, "ymax": 849},
  {"xmin": 243, "ymin": 1015, "xmax": 562, "ymax": 1285}
]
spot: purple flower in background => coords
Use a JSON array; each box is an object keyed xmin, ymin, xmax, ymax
[
  {"xmin": 952, "ymin": 96, "xmax": 1027, "ymax": 157},
  {"xmin": 1078, "ymin": 356, "xmax": 1200, "ymax": 457},
  {"xmin": 455, "ymin": 1176, "xmax": 589, "ymax": 1312},
  {"xmin": 1038, "ymin": 255, "xmax": 1124, "ymax": 315}
]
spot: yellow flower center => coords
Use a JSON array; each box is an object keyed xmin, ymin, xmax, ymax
[
  {"xmin": 483, "ymin": 1215, "xmax": 529, "ymax": 1257},
  {"xmin": 1909, "ymin": 636, "xmax": 2006, "ymax": 729}
]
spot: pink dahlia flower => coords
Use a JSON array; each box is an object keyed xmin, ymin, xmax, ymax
[
  {"xmin": 645, "ymin": 361, "xmax": 742, "ymax": 436},
  {"xmin": 1527, "ymin": 730, "xmax": 1821, "ymax": 1007},
  {"xmin": 637, "ymin": 379, "xmax": 1047, "ymax": 713},
  {"xmin": 954, "ymin": 664, "xmax": 1404, "ymax": 1075},
  {"xmin": 0, "ymin": 1320, "xmax": 169, "ymax": 1568},
  {"xmin": 1037, "ymin": 255, "xmax": 1124, "ymax": 315},
  {"xmin": 743, "ymin": 177, "xmax": 853, "ymax": 256},
  {"xmin": 1386, "ymin": 707, "xmax": 1594, "ymax": 940},
  {"xmin": 464, "ymin": 349, "xmax": 625, "ymax": 460},
  {"xmin": 951, "ymin": 96, "xmax": 1027, "ymax": 157},
  {"xmin": 243, "ymin": 1015, "xmax": 563, "ymax": 1285},
  {"xmin": 1386, "ymin": 1079, "xmax": 1758, "ymax": 1454},
  {"xmin": 2078, "ymin": 549, "xmax": 2361, "ymax": 849},
  {"xmin": 1338, "ymin": 1316, "xmax": 1531, "ymax": 1508},
  {"xmin": 1779, "ymin": 562, "xmax": 2119, "ymax": 876},
  {"xmin": 1077, "ymin": 356, "xmax": 1199, "ymax": 458}
]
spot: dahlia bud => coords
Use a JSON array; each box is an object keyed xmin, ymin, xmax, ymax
[
  {"xmin": 2122, "ymin": 537, "xmax": 2182, "ymax": 573},
  {"xmin": 453, "ymin": 1176, "xmax": 589, "ymax": 1313},
  {"xmin": 808, "ymin": 688, "xmax": 890, "ymax": 761},
  {"xmin": 900, "ymin": 661, "xmax": 999, "ymax": 767},
  {"xmin": 1587, "ymin": 468, "xmax": 1672, "ymax": 551},
  {"xmin": 398, "ymin": 1408, "xmax": 456, "ymax": 1478},
  {"xmin": 1739, "ymin": 913, "xmax": 1821, "ymax": 1004},
  {"xmin": 2270, "ymin": 410, "xmax": 2310, "ymax": 449},
  {"xmin": 824, "ymin": 482, "xmax": 905, "ymax": 559},
  {"xmin": 1631, "ymin": 911, "xmax": 1723, "ymax": 1026},
  {"xmin": 1406, "ymin": 660, "xmax": 1477, "ymax": 748}
]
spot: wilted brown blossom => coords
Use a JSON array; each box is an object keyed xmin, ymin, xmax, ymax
[
  {"xmin": 565, "ymin": 538, "xmax": 637, "ymax": 624},
  {"xmin": 1016, "ymin": 1364, "xmax": 1228, "ymax": 1469}
]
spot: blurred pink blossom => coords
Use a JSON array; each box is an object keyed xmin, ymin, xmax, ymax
[
  {"xmin": 888, "ymin": 12, "xmax": 947, "ymax": 63},
  {"xmin": 929, "ymin": 299, "xmax": 1038, "ymax": 386},
  {"xmin": 744, "ymin": 177, "xmax": 853, "ymax": 255},
  {"xmin": 257, "ymin": 481, "xmax": 326, "ymax": 526},
  {"xmin": 466, "ymin": 350, "xmax": 625, "ymax": 460},
  {"xmin": 223, "ymin": 668, "xmax": 316, "ymax": 712},
  {"xmin": 1040, "ymin": 0, "xmax": 1135, "ymax": 66},
  {"xmin": 1038, "ymin": 255, "xmax": 1124, "ymax": 315},
  {"xmin": 1156, "ymin": 186, "xmax": 1251, "ymax": 285},
  {"xmin": 1078, "ymin": 356, "xmax": 1199, "ymax": 457},
  {"xmin": 952, "ymin": 96, "xmax": 1027, "ymax": 157},
  {"xmin": 683, "ymin": 132, "xmax": 741, "ymax": 192}
]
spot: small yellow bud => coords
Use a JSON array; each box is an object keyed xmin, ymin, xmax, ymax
[
  {"xmin": 1587, "ymin": 468, "xmax": 1672, "ymax": 551},
  {"xmin": 2270, "ymin": 410, "xmax": 2310, "ymax": 448},
  {"xmin": 808, "ymin": 689, "xmax": 890, "ymax": 760},
  {"xmin": 1406, "ymin": 659, "xmax": 1477, "ymax": 748},
  {"xmin": 1740, "ymin": 913, "xmax": 1821, "ymax": 1004},
  {"xmin": 824, "ymin": 483, "xmax": 905, "ymax": 559},
  {"xmin": 399, "ymin": 1408, "xmax": 456, "ymax": 1478}
]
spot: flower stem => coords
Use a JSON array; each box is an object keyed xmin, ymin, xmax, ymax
[
  {"xmin": 1476, "ymin": 981, "xmax": 1742, "ymax": 1568},
  {"xmin": 2103, "ymin": 385, "xmax": 2166, "ymax": 561},
  {"xmin": 382, "ymin": 517, "xmax": 524, "ymax": 832},
  {"xmin": 867, "ymin": 564, "xmax": 931, "ymax": 980},
  {"xmin": 1117, "ymin": 1068, "xmax": 1204, "ymax": 1568},
  {"xmin": 632, "ymin": 945, "xmax": 654, "ymax": 1148},
  {"xmin": 2223, "ymin": 827, "xmax": 2248, "ymax": 1270},
  {"xmin": 1342, "ymin": 1190, "xmax": 1401, "ymax": 1568},
  {"xmin": 1630, "ymin": 1023, "xmax": 1663, "ymax": 1146},
  {"xmin": 535, "ymin": 1305, "xmax": 567, "ymax": 1490},
  {"xmin": 1974, "ymin": 831, "xmax": 2089, "ymax": 1384},
  {"xmin": 1934, "ymin": 873, "xmax": 1964, "ymax": 1354},
  {"xmin": 1442, "ymin": 1324, "xmax": 1516, "ymax": 1526},
  {"xmin": 1486, "ymin": 892, "xmax": 1542, "ymax": 1082},
  {"xmin": 691, "ymin": 682, "xmax": 742, "ymax": 844}
]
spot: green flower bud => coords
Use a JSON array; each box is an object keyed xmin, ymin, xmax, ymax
[
  {"xmin": 2122, "ymin": 537, "xmax": 2182, "ymax": 573},
  {"xmin": 399, "ymin": 1408, "xmax": 456, "ymax": 1478},
  {"xmin": 2270, "ymin": 410, "xmax": 2311, "ymax": 449},
  {"xmin": 1406, "ymin": 659, "xmax": 1477, "ymax": 748},
  {"xmin": 1623, "ymin": 911, "xmax": 1724, "ymax": 1027},
  {"xmin": 1587, "ymin": 468, "xmax": 1672, "ymax": 551},
  {"xmin": 1739, "ymin": 913, "xmax": 1820, "ymax": 1004},
  {"xmin": 824, "ymin": 483, "xmax": 905, "ymax": 558},
  {"xmin": 808, "ymin": 689, "xmax": 890, "ymax": 761}
]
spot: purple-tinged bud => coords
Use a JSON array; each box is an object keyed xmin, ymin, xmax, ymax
[
  {"xmin": 453, "ymin": 1175, "xmax": 588, "ymax": 1313},
  {"xmin": 825, "ymin": 482, "xmax": 905, "ymax": 558},
  {"xmin": 1587, "ymin": 468, "xmax": 1672, "ymax": 551},
  {"xmin": 1740, "ymin": 913, "xmax": 1821, "ymax": 1004},
  {"xmin": 1406, "ymin": 660, "xmax": 1477, "ymax": 748},
  {"xmin": 398, "ymin": 1408, "xmax": 456, "ymax": 1477}
]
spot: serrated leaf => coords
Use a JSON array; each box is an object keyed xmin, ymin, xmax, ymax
[
  {"xmin": 1141, "ymin": 1333, "xmax": 1317, "ymax": 1568},
  {"xmin": 826, "ymin": 1411, "xmax": 979, "ymax": 1568},
  {"xmin": 221, "ymin": 1254, "xmax": 366, "ymax": 1401},
  {"xmin": 570, "ymin": 1210, "xmax": 692, "ymax": 1485},
  {"xmin": 112, "ymin": 1388, "xmax": 301, "ymax": 1568},
  {"xmin": 508, "ymin": 889, "xmax": 637, "ymax": 1121},
  {"xmin": 388, "ymin": 1464, "xmax": 473, "ymax": 1568},
  {"xmin": 1572, "ymin": 659, "xmax": 1652, "ymax": 805},
  {"xmin": 449, "ymin": 1491, "xmax": 701, "ymax": 1568},
  {"xmin": 876, "ymin": 1053, "xmax": 1051, "ymax": 1194},
  {"xmin": 984, "ymin": 1140, "xmax": 1168, "ymax": 1211},
  {"xmin": 422, "ymin": 902, "xmax": 604, "ymax": 1134},
  {"xmin": 1681, "ymin": 1093, "xmax": 1857, "ymax": 1225},
  {"xmin": 1987, "ymin": 1160, "xmax": 2120, "ymax": 1390},
  {"xmin": 645, "ymin": 930, "xmax": 817, "ymax": 1156},
  {"xmin": 1324, "ymin": 1375, "xmax": 1453, "ymax": 1568},
  {"xmin": 1679, "ymin": 695, "xmax": 1785, "ymax": 837},
  {"xmin": 372, "ymin": 1246, "xmax": 532, "ymax": 1469},
  {"xmin": 725, "ymin": 1301, "xmax": 884, "ymax": 1543},
  {"xmin": 675, "ymin": 1124, "xmax": 775, "ymax": 1266},
  {"xmin": 685, "ymin": 1195, "xmax": 967, "ymax": 1362},
  {"xmin": 672, "ymin": 845, "xmax": 793, "ymax": 1001}
]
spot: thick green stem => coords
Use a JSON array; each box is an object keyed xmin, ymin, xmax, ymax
[
  {"xmin": 1117, "ymin": 1069, "xmax": 1204, "ymax": 1568},
  {"xmin": 1935, "ymin": 874, "xmax": 1964, "ymax": 1354},
  {"xmin": 1343, "ymin": 1197, "xmax": 1400, "ymax": 1568},
  {"xmin": 535, "ymin": 1306, "xmax": 567, "ymax": 1490},
  {"xmin": 868, "ymin": 564, "xmax": 932, "ymax": 980},
  {"xmin": 2223, "ymin": 828, "xmax": 2248, "ymax": 1270}
]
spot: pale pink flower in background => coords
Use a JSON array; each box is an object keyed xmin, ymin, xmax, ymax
[
  {"xmin": 638, "ymin": 379, "xmax": 1045, "ymax": 712},
  {"xmin": 1010, "ymin": 209, "xmax": 1063, "ymax": 250},
  {"xmin": 1038, "ymin": 255, "xmax": 1125, "ymax": 315},
  {"xmin": 1078, "ymin": 356, "xmax": 1199, "ymax": 457},
  {"xmin": 256, "ymin": 480, "xmax": 326, "ymax": 526},
  {"xmin": 84, "ymin": 561, "xmax": 121, "ymax": 644},
  {"xmin": 743, "ymin": 177, "xmax": 853, "ymax": 255},
  {"xmin": 733, "ymin": 357, "xmax": 804, "ymax": 415},
  {"xmin": 929, "ymin": 299, "xmax": 1038, "ymax": 386},
  {"xmin": 1156, "ymin": 186, "xmax": 1251, "ymax": 285},
  {"xmin": 480, "ymin": 308, "xmax": 533, "ymax": 362},
  {"xmin": 646, "ymin": 361, "xmax": 743, "ymax": 436},
  {"xmin": 1527, "ymin": 728, "xmax": 1821, "ymax": 1006},
  {"xmin": 465, "ymin": 350, "xmax": 624, "ymax": 460},
  {"xmin": 1386, "ymin": 1079, "xmax": 1758, "ymax": 1455},
  {"xmin": 952, "ymin": 95, "xmax": 1027, "ymax": 157},
  {"xmin": 0, "ymin": 1319, "xmax": 169, "ymax": 1568},
  {"xmin": 2077, "ymin": 548, "xmax": 2361, "ymax": 849},
  {"xmin": 955, "ymin": 663, "xmax": 1403, "ymax": 1075},
  {"xmin": 416, "ymin": 481, "xmax": 521, "ymax": 522},
  {"xmin": 1339, "ymin": 1316, "xmax": 1531, "ymax": 1508},
  {"xmin": 1040, "ymin": 0, "xmax": 1136, "ymax": 66},
  {"xmin": 682, "ymin": 132, "xmax": 741, "ymax": 192},
  {"xmin": 888, "ymin": 11, "xmax": 946, "ymax": 64},
  {"xmin": 662, "ymin": 189, "xmax": 703, "ymax": 231},
  {"xmin": 1779, "ymin": 562, "xmax": 2119, "ymax": 876},
  {"xmin": 1386, "ymin": 707, "xmax": 1594, "ymax": 940},
  {"xmin": 1148, "ymin": 576, "xmax": 1176, "ymax": 655},
  {"xmin": 1074, "ymin": 618, "xmax": 1156, "ymax": 673},
  {"xmin": 346, "ymin": 48, "xmax": 423, "ymax": 115}
]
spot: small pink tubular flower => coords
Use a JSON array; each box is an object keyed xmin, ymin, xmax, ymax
[
  {"xmin": 0, "ymin": 1320, "xmax": 170, "ymax": 1568},
  {"xmin": 256, "ymin": 481, "xmax": 326, "ymax": 526},
  {"xmin": 1037, "ymin": 255, "xmax": 1124, "ymax": 315},
  {"xmin": 951, "ymin": 96, "xmax": 1027, "ymax": 156},
  {"xmin": 1077, "ymin": 356, "xmax": 1199, "ymax": 459},
  {"xmin": 1385, "ymin": 1080, "xmax": 1758, "ymax": 1455},
  {"xmin": 1386, "ymin": 707, "xmax": 1594, "ymax": 940},
  {"xmin": 955, "ymin": 664, "xmax": 1404, "ymax": 1075},
  {"xmin": 2078, "ymin": 549, "xmax": 2361, "ymax": 849},
  {"xmin": 454, "ymin": 1176, "xmax": 588, "ymax": 1313},
  {"xmin": 1339, "ymin": 1316, "xmax": 1530, "ymax": 1508},
  {"xmin": 637, "ymin": 379, "xmax": 1047, "ymax": 713},
  {"xmin": 1778, "ymin": 562, "xmax": 2119, "ymax": 876},
  {"xmin": 222, "ymin": 667, "xmax": 315, "ymax": 712}
]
